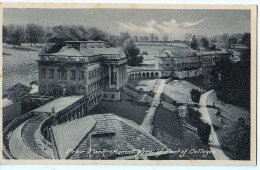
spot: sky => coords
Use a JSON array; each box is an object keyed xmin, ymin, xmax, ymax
[{"xmin": 3, "ymin": 8, "xmax": 251, "ymax": 40}]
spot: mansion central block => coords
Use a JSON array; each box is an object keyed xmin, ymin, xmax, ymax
[{"xmin": 37, "ymin": 41, "xmax": 128, "ymax": 107}]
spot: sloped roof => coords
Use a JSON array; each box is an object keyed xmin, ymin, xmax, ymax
[
  {"xmin": 47, "ymin": 46, "xmax": 97, "ymax": 57},
  {"xmin": 87, "ymin": 47, "xmax": 123, "ymax": 55},
  {"xmin": 51, "ymin": 116, "xmax": 97, "ymax": 159},
  {"xmin": 49, "ymin": 46, "xmax": 87, "ymax": 56},
  {"xmin": 51, "ymin": 113, "xmax": 167, "ymax": 159},
  {"xmin": 160, "ymin": 47, "xmax": 196, "ymax": 58}
]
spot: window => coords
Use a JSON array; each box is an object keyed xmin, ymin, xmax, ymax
[
  {"xmin": 40, "ymin": 85, "xmax": 46, "ymax": 95},
  {"xmin": 49, "ymin": 69, "xmax": 54, "ymax": 79},
  {"xmin": 89, "ymin": 71, "xmax": 91, "ymax": 79},
  {"xmin": 58, "ymin": 70, "xmax": 67, "ymax": 79},
  {"xmin": 70, "ymin": 70, "xmax": 76, "ymax": 80},
  {"xmin": 71, "ymin": 86, "xmax": 76, "ymax": 94},
  {"xmin": 41, "ymin": 69, "xmax": 46, "ymax": 78},
  {"xmin": 48, "ymin": 85, "xmax": 53, "ymax": 95},
  {"xmin": 79, "ymin": 71, "xmax": 84, "ymax": 80}
]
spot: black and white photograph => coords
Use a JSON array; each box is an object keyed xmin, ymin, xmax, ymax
[{"xmin": 0, "ymin": 3, "xmax": 257, "ymax": 165}]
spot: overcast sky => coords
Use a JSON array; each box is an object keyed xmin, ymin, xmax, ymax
[{"xmin": 3, "ymin": 8, "xmax": 250, "ymax": 40}]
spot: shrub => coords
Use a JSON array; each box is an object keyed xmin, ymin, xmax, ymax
[{"xmin": 190, "ymin": 89, "xmax": 201, "ymax": 103}]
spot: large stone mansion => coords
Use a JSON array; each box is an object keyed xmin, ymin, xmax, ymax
[{"xmin": 37, "ymin": 41, "xmax": 128, "ymax": 104}]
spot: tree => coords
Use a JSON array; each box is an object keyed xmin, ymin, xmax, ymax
[
  {"xmin": 200, "ymin": 37, "xmax": 209, "ymax": 49},
  {"xmin": 107, "ymin": 35, "xmax": 119, "ymax": 47},
  {"xmin": 7, "ymin": 83, "xmax": 33, "ymax": 114},
  {"xmin": 6, "ymin": 24, "xmax": 25, "ymax": 48},
  {"xmin": 241, "ymin": 33, "xmax": 250, "ymax": 46},
  {"xmin": 87, "ymin": 27, "xmax": 107, "ymax": 41},
  {"xmin": 190, "ymin": 89, "xmax": 201, "ymax": 103},
  {"xmin": 3, "ymin": 25, "xmax": 7, "ymax": 43},
  {"xmin": 134, "ymin": 36, "xmax": 138, "ymax": 42},
  {"xmin": 220, "ymin": 33, "xmax": 229, "ymax": 43},
  {"xmin": 142, "ymin": 36, "xmax": 149, "ymax": 41},
  {"xmin": 162, "ymin": 35, "xmax": 169, "ymax": 42},
  {"xmin": 7, "ymin": 83, "xmax": 31, "ymax": 103},
  {"xmin": 118, "ymin": 32, "xmax": 131, "ymax": 46},
  {"xmin": 123, "ymin": 38, "xmax": 142, "ymax": 66},
  {"xmin": 150, "ymin": 33, "xmax": 155, "ymax": 42},
  {"xmin": 207, "ymin": 49, "xmax": 250, "ymax": 108},
  {"xmin": 190, "ymin": 36, "xmax": 199, "ymax": 50},
  {"xmin": 25, "ymin": 23, "xmax": 45, "ymax": 46},
  {"xmin": 227, "ymin": 36, "xmax": 238, "ymax": 48},
  {"xmin": 222, "ymin": 118, "xmax": 250, "ymax": 160}
]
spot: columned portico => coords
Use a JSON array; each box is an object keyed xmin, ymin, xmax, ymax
[{"xmin": 106, "ymin": 63, "xmax": 127, "ymax": 90}]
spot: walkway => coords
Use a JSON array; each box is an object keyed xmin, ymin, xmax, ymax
[
  {"xmin": 141, "ymin": 79, "xmax": 166, "ymax": 133},
  {"xmin": 199, "ymin": 90, "xmax": 230, "ymax": 160},
  {"xmin": 21, "ymin": 114, "xmax": 51, "ymax": 158},
  {"xmin": 9, "ymin": 120, "xmax": 46, "ymax": 159}
]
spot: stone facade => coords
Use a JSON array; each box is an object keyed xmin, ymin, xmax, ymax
[
  {"xmin": 37, "ymin": 41, "xmax": 128, "ymax": 100},
  {"xmin": 159, "ymin": 48, "xmax": 232, "ymax": 79}
]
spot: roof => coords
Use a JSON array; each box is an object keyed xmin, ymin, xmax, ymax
[
  {"xmin": 86, "ymin": 47, "xmax": 123, "ymax": 55},
  {"xmin": 49, "ymin": 46, "xmax": 88, "ymax": 57},
  {"xmin": 51, "ymin": 113, "xmax": 167, "ymax": 159},
  {"xmin": 52, "ymin": 116, "xmax": 97, "ymax": 159},
  {"xmin": 66, "ymin": 40, "xmax": 105, "ymax": 43},
  {"xmin": 32, "ymin": 95, "xmax": 84, "ymax": 114},
  {"xmin": 160, "ymin": 47, "xmax": 196, "ymax": 58}
]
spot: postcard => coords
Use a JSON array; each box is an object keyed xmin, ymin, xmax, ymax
[{"xmin": 0, "ymin": 3, "xmax": 257, "ymax": 166}]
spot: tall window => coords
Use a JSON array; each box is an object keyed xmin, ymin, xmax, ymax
[
  {"xmin": 49, "ymin": 69, "xmax": 54, "ymax": 79},
  {"xmin": 71, "ymin": 86, "xmax": 76, "ymax": 94},
  {"xmin": 58, "ymin": 70, "xmax": 67, "ymax": 79},
  {"xmin": 70, "ymin": 70, "xmax": 76, "ymax": 80},
  {"xmin": 41, "ymin": 69, "xmax": 46, "ymax": 78},
  {"xmin": 89, "ymin": 71, "xmax": 91, "ymax": 79},
  {"xmin": 79, "ymin": 71, "xmax": 84, "ymax": 80}
]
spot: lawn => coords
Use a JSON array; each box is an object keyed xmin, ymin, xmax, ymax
[
  {"xmin": 206, "ymin": 91, "xmax": 250, "ymax": 160},
  {"xmin": 185, "ymin": 76, "xmax": 211, "ymax": 92},
  {"xmin": 2, "ymin": 44, "xmax": 40, "ymax": 95},
  {"xmin": 152, "ymin": 108, "xmax": 214, "ymax": 160},
  {"xmin": 88, "ymin": 101, "xmax": 148, "ymax": 125},
  {"xmin": 162, "ymin": 80, "xmax": 200, "ymax": 104},
  {"xmin": 128, "ymin": 79, "xmax": 159, "ymax": 92}
]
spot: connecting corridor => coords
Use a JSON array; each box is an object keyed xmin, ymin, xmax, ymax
[{"xmin": 141, "ymin": 79, "xmax": 166, "ymax": 133}]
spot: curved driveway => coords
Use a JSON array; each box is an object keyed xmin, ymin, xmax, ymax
[{"xmin": 199, "ymin": 90, "xmax": 230, "ymax": 160}]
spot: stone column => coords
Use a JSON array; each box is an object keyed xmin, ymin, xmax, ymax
[
  {"xmin": 124, "ymin": 64, "xmax": 128, "ymax": 83},
  {"xmin": 108, "ymin": 65, "xmax": 111, "ymax": 89},
  {"xmin": 123, "ymin": 64, "xmax": 125, "ymax": 84},
  {"xmin": 116, "ymin": 65, "xmax": 120, "ymax": 89},
  {"xmin": 120, "ymin": 65, "xmax": 122, "ymax": 87}
]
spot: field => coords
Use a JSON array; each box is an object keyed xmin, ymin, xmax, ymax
[
  {"xmin": 162, "ymin": 80, "xmax": 200, "ymax": 104},
  {"xmin": 2, "ymin": 44, "xmax": 41, "ymax": 96},
  {"xmin": 128, "ymin": 79, "xmax": 159, "ymax": 92},
  {"xmin": 137, "ymin": 43, "xmax": 188, "ymax": 65}
]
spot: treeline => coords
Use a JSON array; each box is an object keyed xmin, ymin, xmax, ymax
[
  {"xmin": 189, "ymin": 33, "xmax": 250, "ymax": 51},
  {"xmin": 207, "ymin": 49, "xmax": 250, "ymax": 108},
  {"xmin": 3, "ymin": 24, "xmax": 143, "ymax": 66},
  {"xmin": 132, "ymin": 34, "xmax": 169, "ymax": 42},
  {"xmin": 3, "ymin": 24, "xmax": 133, "ymax": 48}
]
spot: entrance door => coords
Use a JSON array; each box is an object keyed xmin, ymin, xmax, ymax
[{"xmin": 54, "ymin": 88, "xmax": 63, "ymax": 98}]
